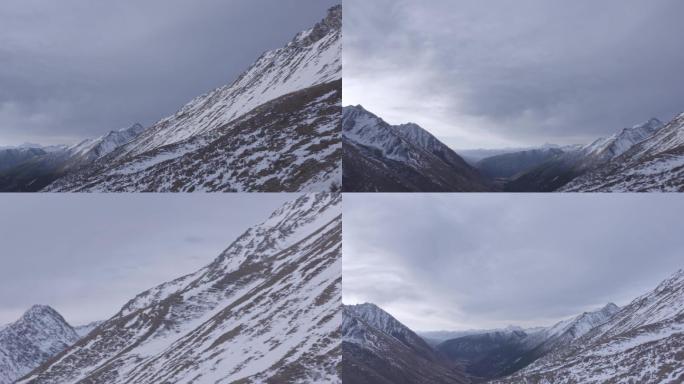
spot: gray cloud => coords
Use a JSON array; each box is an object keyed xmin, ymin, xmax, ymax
[
  {"xmin": 0, "ymin": 0, "xmax": 338, "ymax": 146},
  {"xmin": 0, "ymin": 193, "xmax": 294, "ymax": 325},
  {"xmin": 343, "ymin": 0, "xmax": 684, "ymax": 149},
  {"xmin": 343, "ymin": 194, "xmax": 684, "ymax": 331}
]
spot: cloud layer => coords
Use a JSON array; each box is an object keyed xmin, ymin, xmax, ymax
[
  {"xmin": 0, "ymin": 0, "xmax": 338, "ymax": 146},
  {"xmin": 344, "ymin": 0, "xmax": 684, "ymax": 149},
  {"xmin": 343, "ymin": 194, "xmax": 684, "ymax": 331},
  {"xmin": 0, "ymin": 194, "xmax": 294, "ymax": 325}
]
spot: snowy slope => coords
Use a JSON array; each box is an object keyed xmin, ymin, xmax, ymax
[
  {"xmin": 562, "ymin": 112, "xmax": 684, "ymax": 191},
  {"xmin": 0, "ymin": 306, "xmax": 79, "ymax": 384},
  {"xmin": 343, "ymin": 303, "xmax": 470, "ymax": 384},
  {"xmin": 342, "ymin": 105, "xmax": 491, "ymax": 192},
  {"xmin": 494, "ymin": 270, "xmax": 684, "ymax": 383},
  {"xmin": 45, "ymin": 6, "xmax": 342, "ymax": 193},
  {"xmin": 19, "ymin": 193, "xmax": 342, "ymax": 384}
]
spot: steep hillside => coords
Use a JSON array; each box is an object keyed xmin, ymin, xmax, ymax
[
  {"xmin": 494, "ymin": 271, "xmax": 684, "ymax": 383},
  {"xmin": 506, "ymin": 118, "xmax": 664, "ymax": 192},
  {"xmin": 18, "ymin": 193, "xmax": 342, "ymax": 384},
  {"xmin": 562, "ymin": 113, "xmax": 684, "ymax": 191},
  {"xmin": 45, "ymin": 6, "xmax": 342, "ymax": 193}
]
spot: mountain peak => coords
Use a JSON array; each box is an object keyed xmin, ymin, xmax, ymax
[
  {"xmin": 22, "ymin": 304, "xmax": 61, "ymax": 320},
  {"xmin": 292, "ymin": 4, "xmax": 341, "ymax": 46},
  {"xmin": 1, "ymin": 305, "xmax": 79, "ymax": 384},
  {"xmin": 601, "ymin": 302, "xmax": 619, "ymax": 313}
]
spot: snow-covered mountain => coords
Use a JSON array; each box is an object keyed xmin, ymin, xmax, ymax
[
  {"xmin": 562, "ymin": 112, "xmax": 684, "ymax": 191},
  {"xmin": 0, "ymin": 124, "xmax": 146, "ymax": 192},
  {"xmin": 19, "ymin": 193, "xmax": 341, "ymax": 384},
  {"xmin": 505, "ymin": 117, "xmax": 666, "ymax": 192},
  {"xmin": 44, "ymin": 6, "xmax": 342, "ymax": 192},
  {"xmin": 435, "ymin": 304, "xmax": 619, "ymax": 381},
  {"xmin": 494, "ymin": 270, "xmax": 684, "ymax": 383},
  {"xmin": 0, "ymin": 305, "xmax": 79, "ymax": 384},
  {"xmin": 342, "ymin": 105, "xmax": 491, "ymax": 192},
  {"xmin": 343, "ymin": 303, "xmax": 470, "ymax": 384},
  {"xmin": 67, "ymin": 123, "xmax": 146, "ymax": 162},
  {"xmin": 580, "ymin": 118, "xmax": 664, "ymax": 161}
]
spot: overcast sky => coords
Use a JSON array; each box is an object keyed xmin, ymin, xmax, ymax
[
  {"xmin": 0, "ymin": 193, "xmax": 294, "ymax": 325},
  {"xmin": 343, "ymin": 194, "xmax": 684, "ymax": 332},
  {"xmin": 344, "ymin": 0, "xmax": 684, "ymax": 149},
  {"xmin": 0, "ymin": 0, "xmax": 338, "ymax": 147}
]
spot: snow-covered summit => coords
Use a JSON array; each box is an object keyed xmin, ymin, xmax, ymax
[{"xmin": 0, "ymin": 305, "xmax": 79, "ymax": 384}]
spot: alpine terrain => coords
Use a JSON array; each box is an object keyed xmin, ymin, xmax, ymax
[
  {"xmin": 561, "ymin": 112, "xmax": 684, "ymax": 191},
  {"xmin": 0, "ymin": 124, "xmax": 146, "ymax": 192},
  {"xmin": 342, "ymin": 105, "xmax": 492, "ymax": 192},
  {"xmin": 435, "ymin": 304, "xmax": 620, "ymax": 382},
  {"xmin": 17, "ymin": 193, "xmax": 342, "ymax": 384},
  {"xmin": 42, "ymin": 6, "xmax": 342, "ymax": 192},
  {"xmin": 0, "ymin": 305, "xmax": 80, "ymax": 384},
  {"xmin": 0, "ymin": 6, "xmax": 341, "ymax": 193},
  {"xmin": 342, "ymin": 303, "xmax": 470, "ymax": 384},
  {"xmin": 503, "ymin": 118, "xmax": 666, "ymax": 192},
  {"xmin": 349, "ymin": 269, "xmax": 684, "ymax": 384},
  {"xmin": 494, "ymin": 270, "xmax": 684, "ymax": 383}
]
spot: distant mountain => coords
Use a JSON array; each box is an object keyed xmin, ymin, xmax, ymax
[
  {"xmin": 0, "ymin": 305, "xmax": 79, "ymax": 384},
  {"xmin": 0, "ymin": 123, "xmax": 147, "ymax": 192},
  {"xmin": 474, "ymin": 147, "xmax": 565, "ymax": 180},
  {"xmin": 562, "ymin": 113, "xmax": 684, "ymax": 191},
  {"xmin": 44, "ymin": 6, "xmax": 342, "ymax": 192},
  {"xmin": 343, "ymin": 303, "xmax": 470, "ymax": 384},
  {"xmin": 436, "ymin": 304, "xmax": 619, "ymax": 382},
  {"xmin": 342, "ymin": 105, "xmax": 492, "ymax": 192},
  {"xmin": 420, "ymin": 327, "xmax": 539, "ymax": 348},
  {"xmin": 495, "ymin": 270, "xmax": 684, "ymax": 383},
  {"xmin": 67, "ymin": 123, "xmax": 146, "ymax": 162},
  {"xmin": 19, "ymin": 193, "xmax": 341, "ymax": 384},
  {"xmin": 505, "ymin": 118, "xmax": 664, "ymax": 192},
  {"xmin": 0, "ymin": 147, "xmax": 48, "ymax": 173}
]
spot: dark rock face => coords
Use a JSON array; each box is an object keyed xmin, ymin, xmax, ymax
[{"xmin": 342, "ymin": 105, "xmax": 492, "ymax": 192}]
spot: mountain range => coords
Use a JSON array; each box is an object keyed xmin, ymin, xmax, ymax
[
  {"xmin": 5, "ymin": 193, "xmax": 341, "ymax": 384},
  {"xmin": 344, "ymin": 269, "xmax": 684, "ymax": 383},
  {"xmin": 0, "ymin": 6, "xmax": 341, "ymax": 193},
  {"xmin": 342, "ymin": 105, "xmax": 684, "ymax": 192}
]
